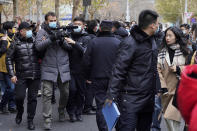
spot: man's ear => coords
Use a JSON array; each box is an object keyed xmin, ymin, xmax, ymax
[
  {"xmin": 81, "ymin": 24, "xmax": 85, "ymax": 29},
  {"xmin": 149, "ymin": 23, "xmax": 155, "ymax": 29}
]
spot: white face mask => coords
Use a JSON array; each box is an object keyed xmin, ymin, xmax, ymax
[
  {"xmin": 126, "ymin": 29, "xmax": 130, "ymax": 33},
  {"xmin": 182, "ymin": 30, "xmax": 187, "ymax": 34},
  {"xmin": 96, "ymin": 26, "xmax": 99, "ymax": 32},
  {"xmin": 73, "ymin": 26, "xmax": 82, "ymax": 33}
]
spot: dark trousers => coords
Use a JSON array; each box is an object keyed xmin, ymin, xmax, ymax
[
  {"xmin": 117, "ymin": 111, "xmax": 153, "ymax": 131},
  {"xmin": 15, "ymin": 78, "xmax": 39, "ymax": 121},
  {"xmin": 84, "ymin": 82, "xmax": 95, "ymax": 111},
  {"xmin": 152, "ymin": 95, "xmax": 162, "ymax": 131},
  {"xmin": 67, "ymin": 74, "xmax": 85, "ymax": 115},
  {"xmin": 92, "ymin": 79, "xmax": 108, "ymax": 131}
]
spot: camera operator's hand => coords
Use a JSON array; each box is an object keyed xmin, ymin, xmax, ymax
[
  {"xmin": 49, "ymin": 34, "xmax": 57, "ymax": 41},
  {"xmin": 65, "ymin": 37, "xmax": 76, "ymax": 45},
  {"xmin": 11, "ymin": 76, "xmax": 17, "ymax": 84}
]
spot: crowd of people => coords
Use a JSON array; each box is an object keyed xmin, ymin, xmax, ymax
[{"xmin": 0, "ymin": 9, "xmax": 197, "ymax": 131}]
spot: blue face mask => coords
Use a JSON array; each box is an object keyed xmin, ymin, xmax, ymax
[
  {"xmin": 187, "ymin": 45, "xmax": 193, "ymax": 52},
  {"xmin": 49, "ymin": 22, "xmax": 57, "ymax": 28},
  {"xmin": 96, "ymin": 25, "xmax": 99, "ymax": 32},
  {"xmin": 74, "ymin": 26, "xmax": 82, "ymax": 33},
  {"xmin": 26, "ymin": 30, "xmax": 32, "ymax": 38},
  {"xmin": 155, "ymin": 27, "xmax": 160, "ymax": 34}
]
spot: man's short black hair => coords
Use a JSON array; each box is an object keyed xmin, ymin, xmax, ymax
[
  {"xmin": 112, "ymin": 21, "xmax": 122, "ymax": 29},
  {"xmin": 45, "ymin": 12, "xmax": 56, "ymax": 21},
  {"xmin": 138, "ymin": 10, "xmax": 159, "ymax": 29},
  {"xmin": 180, "ymin": 24, "xmax": 190, "ymax": 30},
  {"xmin": 87, "ymin": 20, "xmax": 98, "ymax": 33},
  {"xmin": 159, "ymin": 23, "xmax": 163, "ymax": 30},
  {"xmin": 100, "ymin": 20, "xmax": 113, "ymax": 31},
  {"xmin": 73, "ymin": 17, "xmax": 85, "ymax": 23},
  {"xmin": 3, "ymin": 21, "xmax": 15, "ymax": 30},
  {"xmin": 131, "ymin": 21, "xmax": 137, "ymax": 24}
]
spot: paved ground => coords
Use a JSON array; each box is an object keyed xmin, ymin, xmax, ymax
[
  {"xmin": 0, "ymin": 92, "xmax": 185, "ymax": 131},
  {"xmin": 0, "ymin": 95, "xmax": 98, "ymax": 131}
]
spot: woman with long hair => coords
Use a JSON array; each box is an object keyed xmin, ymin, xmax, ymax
[{"xmin": 157, "ymin": 26, "xmax": 189, "ymax": 131}]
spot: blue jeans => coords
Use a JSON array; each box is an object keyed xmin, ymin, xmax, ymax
[
  {"xmin": 0, "ymin": 81, "xmax": 5, "ymax": 95},
  {"xmin": 0, "ymin": 73, "xmax": 15, "ymax": 109},
  {"xmin": 152, "ymin": 95, "xmax": 162, "ymax": 131}
]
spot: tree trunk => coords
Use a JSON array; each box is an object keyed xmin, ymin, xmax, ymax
[
  {"xmin": 13, "ymin": 0, "xmax": 18, "ymax": 20},
  {"xmin": 36, "ymin": 0, "xmax": 43, "ymax": 23},
  {"xmin": 2, "ymin": 7, "xmax": 8, "ymax": 21},
  {"xmin": 55, "ymin": 0, "xmax": 60, "ymax": 20},
  {"xmin": 72, "ymin": 0, "xmax": 80, "ymax": 21},
  {"xmin": 28, "ymin": 0, "xmax": 33, "ymax": 21}
]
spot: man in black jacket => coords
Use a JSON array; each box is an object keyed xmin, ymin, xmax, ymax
[
  {"xmin": 6, "ymin": 22, "xmax": 40, "ymax": 130},
  {"xmin": 112, "ymin": 21, "xmax": 129, "ymax": 41},
  {"xmin": 106, "ymin": 10, "xmax": 160, "ymax": 131},
  {"xmin": 64, "ymin": 17, "xmax": 91, "ymax": 122},
  {"xmin": 83, "ymin": 19, "xmax": 99, "ymax": 115},
  {"xmin": 83, "ymin": 20, "xmax": 121, "ymax": 131},
  {"xmin": 155, "ymin": 23, "xmax": 164, "ymax": 50}
]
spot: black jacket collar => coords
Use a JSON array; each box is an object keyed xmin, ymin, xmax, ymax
[
  {"xmin": 41, "ymin": 22, "xmax": 54, "ymax": 35},
  {"xmin": 71, "ymin": 30, "xmax": 88, "ymax": 40},
  {"xmin": 114, "ymin": 27, "xmax": 128, "ymax": 37},
  {"xmin": 15, "ymin": 33, "xmax": 34, "ymax": 43},
  {"xmin": 97, "ymin": 31, "xmax": 114, "ymax": 37},
  {"xmin": 130, "ymin": 25, "xmax": 152, "ymax": 43}
]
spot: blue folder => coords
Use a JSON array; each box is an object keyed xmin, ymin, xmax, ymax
[{"xmin": 102, "ymin": 102, "xmax": 120, "ymax": 131}]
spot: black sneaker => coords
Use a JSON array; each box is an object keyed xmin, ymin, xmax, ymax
[
  {"xmin": 15, "ymin": 113, "xmax": 22, "ymax": 125},
  {"xmin": 37, "ymin": 90, "xmax": 42, "ymax": 97},
  {"xmin": 76, "ymin": 115, "xmax": 83, "ymax": 122},
  {"xmin": 69, "ymin": 114, "xmax": 76, "ymax": 123},
  {"xmin": 51, "ymin": 97, "xmax": 56, "ymax": 104},
  {"xmin": 85, "ymin": 110, "xmax": 96, "ymax": 115},
  {"xmin": 28, "ymin": 121, "xmax": 35, "ymax": 130},
  {"xmin": 92, "ymin": 106, "xmax": 97, "ymax": 111}
]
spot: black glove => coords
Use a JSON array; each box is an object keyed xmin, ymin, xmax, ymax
[
  {"xmin": 49, "ymin": 34, "xmax": 56, "ymax": 41},
  {"xmin": 161, "ymin": 88, "xmax": 168, "ymax": 94},
  {"xmin": 49, "ymin": 31, "xmax": 62, "ymax": 41}
]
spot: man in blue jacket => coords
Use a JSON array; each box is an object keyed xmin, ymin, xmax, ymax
[{"xmin": 83, "ymin": 20, "xmax": 121, "ymax": 131}]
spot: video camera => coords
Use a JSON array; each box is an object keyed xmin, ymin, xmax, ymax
[{"xmin": 51, "ymin": 25, "xmax": 78, "ymax": 38}]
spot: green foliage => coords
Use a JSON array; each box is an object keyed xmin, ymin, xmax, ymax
[
  {"xmin": 156, "ymin": 0, "xmax": 197, "ymax": 23},
  {"xmin": 155, "ymin": 0, "xmax": 184, "ymax": 23},
  {"xmin": 88, "ymin": 0, "xmax": 108, "ymax": 19}
]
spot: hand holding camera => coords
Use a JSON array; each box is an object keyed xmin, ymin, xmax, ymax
[{"xmin": 65, "ymin": 37, "xmax": 76, "ymax": 45}]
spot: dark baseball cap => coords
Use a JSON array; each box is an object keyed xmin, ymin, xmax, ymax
[{"xmin": 18, "ymin": 22, "xmax": 31, "ymax": 31}]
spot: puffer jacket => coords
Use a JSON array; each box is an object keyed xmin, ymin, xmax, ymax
[
  {"xmin": 6, "ymin": 35, "xmax": 40, "ymax": 79},
  {"xmin": 35, "ymin": 23, "xmax": 72, "ymax": 83}
]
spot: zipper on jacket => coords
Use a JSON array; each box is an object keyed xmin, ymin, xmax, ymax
[{"xmin": 26, "ymin": 42, "xmax": 34, "ymax": 80}]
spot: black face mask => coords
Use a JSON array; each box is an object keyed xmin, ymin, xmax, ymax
[{"xmin": 8, "ymin": 32, "xmax": 14, "ymax": 38}]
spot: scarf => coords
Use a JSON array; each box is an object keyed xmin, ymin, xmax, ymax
[{"xmin": 158, "ymin": 44, "xmax": 186, "ymax": 68}]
